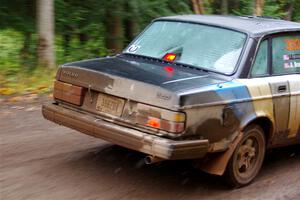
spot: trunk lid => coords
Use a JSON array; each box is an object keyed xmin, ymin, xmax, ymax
[{"xmin": 58, "ymin": 55, "xmax": 228, "ymax": 109}]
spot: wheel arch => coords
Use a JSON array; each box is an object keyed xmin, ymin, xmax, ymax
[
  {"xmin": 240, "ymin": 116, "xmax": 274, "ymax": 147},
  {"xmin": 196, "ymin": 115, "xmax": 274, "ymax": 176}
]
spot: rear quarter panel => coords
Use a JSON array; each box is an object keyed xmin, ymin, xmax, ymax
[
  {"xmin": 180, "ymin": 76, "xmax": 300, "ymax": 151},
  {"xmin": 179, "ymin": 81, "xmax": 258, "ymax": 151}
]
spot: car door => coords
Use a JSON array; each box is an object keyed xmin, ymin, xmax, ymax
[
  {"xmin": 250, "ymin": 33, "xmax": 300, "ymax": 146},
  {"xmin": 271, "ymin": 34, "xmax": 300, "ymax": 143},
  {"xmin": 288, "ymin": 75, "xmax": 300, "ymax": 140}
]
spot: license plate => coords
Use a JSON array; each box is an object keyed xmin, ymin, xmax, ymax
[{"xmin": 96, "ymin": 93, "xmax": 125, "ymax": 117}]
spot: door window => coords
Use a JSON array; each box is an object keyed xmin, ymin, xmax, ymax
[{"xmin": 251, "ymin": 40, "xmax": 268, "ymax": 76}]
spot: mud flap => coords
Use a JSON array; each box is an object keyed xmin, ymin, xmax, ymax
[{"xmin": 194, "ymin": 133, "xmax": 243, "ymax": 176}]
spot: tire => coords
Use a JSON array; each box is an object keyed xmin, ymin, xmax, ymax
[{"xmin": 224, "ymin": 124, "xmax": 266, "ymax": 188}]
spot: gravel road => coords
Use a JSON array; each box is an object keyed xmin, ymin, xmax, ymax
[{"xmin": 1, "ymin": 98, "xmax": 299, "ymax": 200}]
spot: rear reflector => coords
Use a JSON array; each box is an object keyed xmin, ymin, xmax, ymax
[
  {"xmin": 53, "ymin": 80, "xmax": 85, "ymax": 106},
  {"xmin": 147, "ymin": 117, "xmax": 161, "ymax": 128}
]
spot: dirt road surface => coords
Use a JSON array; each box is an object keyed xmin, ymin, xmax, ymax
[{"xmin": 1, "ymin": 98, "xmax": 300, "ymax": 200}]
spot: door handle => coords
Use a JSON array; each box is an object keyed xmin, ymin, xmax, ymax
[{"xmin": 277, "ymin": 85, "xmax": 287, "ymax": 93}]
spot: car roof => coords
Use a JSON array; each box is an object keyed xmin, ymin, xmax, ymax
[{"xmin": 155, "ymin": 15, "xmax": 300, "ymax": 37}]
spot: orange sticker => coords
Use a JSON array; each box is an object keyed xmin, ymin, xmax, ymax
[{"xmin": 284, "ymin": 39, "xmax": 300, "ymax": 51}]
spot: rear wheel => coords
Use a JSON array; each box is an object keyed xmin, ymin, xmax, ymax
[{"xmin": 225, "ymin": 125, "xmax": 266, "ymax": 187}]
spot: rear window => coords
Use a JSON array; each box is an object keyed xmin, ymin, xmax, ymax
[
  {"xmin": 124, "ymin": 21, "xmax": 247, "ymax": 74},
  {"xmin": 272, "ymin": 35, "xmax": 300, "ymax": 74}
]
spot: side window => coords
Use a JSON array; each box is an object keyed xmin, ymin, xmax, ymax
[
  {"xmin": 251, "ymin": 40, "xmax": 268, "ymax": 76},
  {"xmin": 272, "ymin": 35, "xmax": 300, "ymax": 74}
]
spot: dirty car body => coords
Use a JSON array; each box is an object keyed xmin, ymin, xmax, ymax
[{"xmin": 42, "ymin": 15, "xmax": 300, "ymax": 186}]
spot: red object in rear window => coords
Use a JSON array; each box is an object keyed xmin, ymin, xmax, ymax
[{"xmin": 163, "ymin": 53, "xmax": 177, "ymax": 62}]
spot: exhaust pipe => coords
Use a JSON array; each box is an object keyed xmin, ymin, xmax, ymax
[{"xmin": 144, "ymin": 155, "xmax": 163, "ymax": 164}]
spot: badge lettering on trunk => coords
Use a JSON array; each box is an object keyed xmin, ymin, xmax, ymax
[
  {"xmin": 62, "ymin": 70, "xmax": 79, "ymax": 79},
  {"xmin": 157, "ymin": 92, "xmax": 171, "ymax": 100}
]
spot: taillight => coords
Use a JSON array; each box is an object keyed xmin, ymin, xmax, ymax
[
  {"xmin": 53, "ymin": 80, "xmax": 85, "ymax": 106},
  {"xmin": 135, "ymin": 104, "xmax": 185, "ymax": 134}
]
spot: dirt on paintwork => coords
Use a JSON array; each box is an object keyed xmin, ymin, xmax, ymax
[{"xmin": 0, "ymin": 96, "xmax": 300, "ymax": 200}]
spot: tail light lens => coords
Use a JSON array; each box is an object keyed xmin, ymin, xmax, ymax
[
  {"xmin": 135, "ymin": 104, "xmax": 185, "ymax": 134},
  {"xmin": 53, "ymin": 80, "xmax": 85, "ymax": 106}
]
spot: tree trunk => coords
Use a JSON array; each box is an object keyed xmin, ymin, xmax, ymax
[
  {"xmin": 254, "ymin": 0, "xmax": 265, "ymax": 16},
  {"xmin": 63, "ymin": 33, "xmax": 70, "ymax": 56},
  {"xmin": 105, "ymin": 2, "xmax": 124, "ymax": 54},
  {"xmin": 20, "ymin": 32, "xmax": 31, "ymax": 68},
  {"xmin": 78, "ymin": 33, "xmax": 89, "ymax": 45},
  {"xmin": 125, "ymin": 19, "xmax": 138, "ymax": 43},
  {"xmin": 191, "ymin": 0, "xmax": 205, "ymax": 14},
  {"xmin": 221, "ymin": 0, "xmax": 228, "ymax": 15},
  {"xmin": 284, "ymin": 2, "xmax": 294, "ymax": 21},
  {"xmin": 124, "ymin": 1, "xmax": 139, "ymax": 44},
  {"xmin": 37, "ymin": 0, "xmax": 55, "ymax": 68}
]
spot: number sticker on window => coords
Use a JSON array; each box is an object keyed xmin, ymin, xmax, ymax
[{"xmin": 284, "ymin": 39, "xmax": 300, "ymax": 51}]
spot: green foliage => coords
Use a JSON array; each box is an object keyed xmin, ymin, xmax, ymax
[
  {"xmin": 231, "ymin": 0, "xmax": 254, "ymax": 16},
  {"xmin": 1, "ymin": 0, "xmax": 300, "ymax": 95},
  {"xmin": 55, "ymin": 0, "xmax": 107, "ymax": 61},
  {"xmin": 0, "ymin": 0, "xmax": 35, "ymax": 32},
  {"xmin": 263, "ymin": 0, "xmax": 285, "ymax": 18},
  {"xmin": 0, "ymin": 29, "xmax": 24, "ymax": 74}
]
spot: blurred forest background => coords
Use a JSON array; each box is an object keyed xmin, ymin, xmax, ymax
[{"xmin": 1, "ymin": 0, "xmax": 300, "ymax": 95}]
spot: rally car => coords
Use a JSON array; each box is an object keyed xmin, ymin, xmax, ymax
[{"xmin": 42, "ymin": 15, "xmax": 300, "ymax": 187}]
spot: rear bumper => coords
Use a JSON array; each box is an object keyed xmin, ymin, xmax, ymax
[{"xmin": 42, "ymin": 103, "xmax": 209, "ymax": 160}]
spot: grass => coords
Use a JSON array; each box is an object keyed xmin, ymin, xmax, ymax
[
  {"xmin": 0, "ymin": 68, "xmax": 56, "ymax": 95},
  {"xmin": 0, "ymin": 29, "xmax": 57, "ymax": 96},
  {"xmin": 0, "ymin": 28, "xmax": 104, "ymax": 96}
]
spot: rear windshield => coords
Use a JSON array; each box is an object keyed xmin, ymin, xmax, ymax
[{"xmin": 124, "ymin": 21, "xmax": 247, "ymax": 74}]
